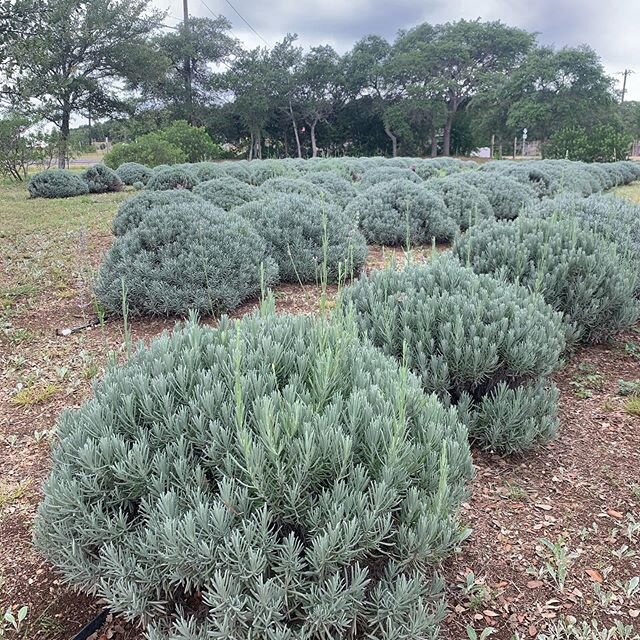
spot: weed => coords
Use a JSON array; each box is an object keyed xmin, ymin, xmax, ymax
[
  {"xmin": 457, "ymin": 571, "xmax": 492, "ymax": 610},
  {"xmin": 504, "ymin": 480, "xmax": 526, "ymax": 501},
  {"xmin": 11, "ymin": 383, "xmax": 58, "ymax": 406},
  {"xmin": 617, "ymin": 379, "xmax": 640, "ymax": 396},
  {"xmin": 0, "ymin": 481, "xmax": 30, "ymax": 511},
  {"xmin": 466, "ymin": 625, "xmax": 496, "ymax": 640},
  {"xmin": 624, "ymin": 341, "xmax": 640, "ymax": 360},
  {"xmin": 538, "ymin": 537, "xmax": 575, "ymax": 591},
  {"xmin": 538, "ymin": 616, "xmax": 637, "ymax": 639},
  {"xmin": 1, "ymin": 606, "xmax": 28, "ymax": 637},
  {"xmin": 571, "ymin": 364, "xmax": 605, "ymax": 399},
  {"xmin": 623, "ymin": 396, "xmax": 640, "ymax": 416}
]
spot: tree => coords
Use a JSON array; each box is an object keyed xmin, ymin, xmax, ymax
[
  {"xmin": 137, "ymin": 17, "xmax": 238, "ymax": 124},
  {"xmin": 343, "ymin": 35, "xmax": 399, "ymax": 155},
  {"xmin": 222, "ymin": 47, "xmax": 276, "ymax": 159},
  {"xmin": 504, "ymin": 46, "xmax": 616, "ymax": 141},
  {"xmin": 0, "ymin": 113, "xmax": 35, "ymax": 180},
  {"xmin": 394, "ymin": 20, "xmax": 534, "ymax": 155},
  {"xmin": 0, "ymin": 0, "xmax": 161, "ymax": 167},
  {"xmin": 298, "ymin": 45, "xmax": 342, "ymax": 157}
]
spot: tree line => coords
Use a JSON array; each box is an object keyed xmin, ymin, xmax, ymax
[{"xmin": 1, "ymin": 0, "xmax": 637, "ymax": 166}]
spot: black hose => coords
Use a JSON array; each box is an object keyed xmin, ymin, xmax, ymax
[{"xmin": 71, "ymin": 609, "xmax": 110, "ymax": 640}]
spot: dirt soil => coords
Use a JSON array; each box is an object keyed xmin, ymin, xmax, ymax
[{"xmin": 1, "ymin": 225, "xmax": 639, "ymax": 639}]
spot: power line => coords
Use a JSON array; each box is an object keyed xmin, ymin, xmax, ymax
[{"xmin": 221, "ymin": 0, "xmax": 269, "ymax": 46}]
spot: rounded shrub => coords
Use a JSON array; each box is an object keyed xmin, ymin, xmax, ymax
[
  {"xmin": 247, "ymin": 159, "xmax": 298, "ymax": 185},
  {"xmin": 453, "ymin": 216, "xmax": 639, "ymax": 344},
  {"xmin": 35, "ymin": 310, "xmax": 473, "ymax": 639},
  {"xmin": 221, "ymin": 161, "xmax": 252, "ymax": 183},
  {"xmin": 305, "ymin": 171, "xmax": 359, "ymax": 208},
  {"xmin": 112, "ymin": 189, "xmax": 203, "ymax": 236},
  {"xmin": 27, "ymin": 169, "xmax": 89, "ymax": 199},
  {"xmin": 463, "ymin": 172, "xmax": 537, "ymax": 219},
  {"xmin": 147, "ymin": 166, "xmax": 199, "ymax": 191},
  {"xmin": 259, "ymin": 176, "xmax": 331, "ymax": 201},
  {"xmin": 96, "ymin": 201, "xmax": 277, "ymax": 316},
  {"xmin": 115, "ymin": 162, "xmax": 153, "ymax": 186},
  {"xmin": 359, "ymin": 166, "xmax": 423, "ymax": 187},
  {"xmin": 340, "ymin": 256, "xmax": 566, "ymax": 454},
  {"xmin": 192, "ymin": 162, "xmax": 227, "ymax": 182},
  {"xmin": 345, "ymin": 179, "xmax": 457, "ymax": 246},
  {"xmin": 82, "ymin": 164, "xmax": 124, "ymax": 194},
  {"xmin": 234, "ymin": 194, "xmax": 368, "ymax": 284},
  {"xmin": 193, "ymin": 177, "xmax": 258, "ymax": 211},
  {"xmin": 422, "ymin": 176, "xmax": 494, "ymax": 230}
]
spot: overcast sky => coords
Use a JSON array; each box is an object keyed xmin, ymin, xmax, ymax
[{"xmin": 157, "ymin": 0, "xmax": 639, "ymax": 100}]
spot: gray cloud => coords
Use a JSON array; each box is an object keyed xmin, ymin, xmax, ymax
[{"xmin": 158, "ymin": 0, "xmax": 640, "ymax": 99}]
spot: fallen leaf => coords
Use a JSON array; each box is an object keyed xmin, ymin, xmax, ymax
[
  {"xmin": 629, "ymin": 609, "xmax": 639, "ymax": 618},
  {"xmin": 528, "ymin": 625, "xmax": 538, "ymax": 637},
  {"xmin": 607, "ymin": 509, "xmax": 624, "ymax": 519},
  {"xmin": 535, "ymin": 503, "xmax": 552, "ymax": 511},
  {"xmin": 586, "ymin": 569, "xmax": 603, "ymax": 583},
  {"xmin": 483, "ymin": 609, "xmax": 499, "ymax": 617},
  {"xmin": 527, "ymin": 580, "xmax": 544, "ymax": 589}
]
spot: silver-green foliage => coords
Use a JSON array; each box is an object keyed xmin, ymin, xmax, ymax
[
  {"xmin": 527, "ymin": 193, "xmax": 640, "ymax": 262},
  {"xmin": 340, "ymin": 257, "xmax": 566, "ymax": 453},
  {"xmin": 233, "ymin": 194, "xmax": 368, "ymax": 284},
  {"xmin": 193, "ymin": 177, "xmax": 259, "ymax": 211},
  {"xmin": 259, "ymin": 177, "xmax": 331, "ymax": 201},
  {"xmin": 82, "ymin": 163, "xmax": 124, "ymax": 194},
  {"xmin": 304, "ymin": 171, "xmax": 359, "ymax": 208},
  {"xmin": 147, "ymin": 166, "xmax": 199, "ymax": 191},
  {"xmin": 453, "ymin": 216, "xmax": 639, "ymax": 344},
  {"xmin": 463, "ymin": 173, "xmax": 537, "ymax": 219},
  {"xmin": 360, "ymin": 167, "xmax": 423, "ymax": 187},
  {"xmin": 345, "ymin": 180, "xmax": 457, "ymax": 246},
  {"xmin": 96, "ymin": 202, "xmax": 277, "ymax": 316},
  {"xmin": 35, "ymin": 310, "xmax": 473, "ymax": 639},
  {"xmin": 115, "ymin": 162, "xmax": 153, "ymax": 186},
  {"xmin": 112, "ymin": 190, "xmax": 202, "ymax": 236},
  {"xmin": 27, "ymin": 169, "xmax": 89, "ymax": 198},
  {"xmin": 422, "ymin": 176, "xmax": 494, "ymax": 230}
]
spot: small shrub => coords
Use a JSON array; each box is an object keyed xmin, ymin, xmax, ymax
[
  {"xmin": 193, "ymin": 177, "xmax": 258, "ymax": 211},
  {"xmin": 161, "ymin": 120, "xmax": 222, "ymax": 163},
  {"xmin": 35, "ymin": 310, "xmax": 473, "ymax": 638},
  {"xmin": 146, "ymin": 166, "xmax": 199, "ymax": 191},
  {"xmin": 27, "ymin": 169, "xmax": 89, "ymax": 198},
  {"xmin": 221, "ymin": 161, "xmax": 253, "ymax": 183},
  {"xmin": 115, "ymin": 162, "xmax": 153, "ymax": 186},
  {"xmin": 233, "ymin": 194, "xmax": 368, "ymax": 284},
  {"xmin": 544, "ymin": 125, "xmax": 631, "ymax": 163},
  {"xmin": 344, "ymin": 179, "xmax": 457, "ymax": 246},
  {"xmin": 259, "ymin": 177, "xmax": 331, "ymax": 201},
  {"xmin": 527, "ymin": 193, "xmax": 640, "ymax": 263},
  {"xmin": 192, "ymin": 162, "xmax": 227, "ymax": 182},
  {"xmin": 96, "ymin": 202, "xmax": 277, "ymax": 316},
  {"xmin": 112, "ymin": 190, "xmax": 202, "ymax": 236},
  {"xmin": 247, "ymin": 159, "xmax": 297, "ymax": 185},
  {"xmin": 103, "ymin": 133, "xmax": 186, "ymax": 168},
  {"xmin": 454, "ymin": 216, "xmax": 639, "ymax": 344},
  {"xmin": 340, "ymin": 256, "xmax": 566, "ymax": 453},
  {"xmin": 132, "ymin": 181, "xmax": 144, "ymax": 191},
  {"xmin": 305, "ymin": 171, "xmax": 359, "ymax": 208},
  {"xmin": 82, "ymin": 164, "xmax": 123, "ymax": 194},
  {"xmin": 359, "ymin": 166, "xmax": 423, "ymax": 187},
  {"xmin": 463, "ymin": 173, "xmax": 537, "ymax": 219},
  {"xmin": 422, "ymin": 176, "xmax": 494, "ymax": 230}
]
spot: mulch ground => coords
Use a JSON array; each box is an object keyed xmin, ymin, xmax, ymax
[{"xmin": 1, "ymin": 231, "xmax": 639, "ymax": 639}]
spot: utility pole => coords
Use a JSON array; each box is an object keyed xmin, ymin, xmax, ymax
[
  {"xmin": 183, "ymin": 0, "xmax": 193, "ymax": 120},
  {"xmin": 620, "ymin": 69, "xmax": 634, "ymax": 103}
]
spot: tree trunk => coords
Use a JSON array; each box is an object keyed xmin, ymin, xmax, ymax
[
  {"xmin": 430, "ymin": 130, "xmax": 438, "ymax": 157},
  {"xmin": 289, "ymin": 101, "xmax": 302, "ymax": 159},
  {"xmin": 442, "ymin": 111, "xmax": 454, "ymax": 157},
  {"xmin": 384, "ymin": 124, "xmax": 397, "ymax": 157},
  {"xmin": 248, "ymin": 131, "xmax": 254, "ymax": 160},
  {"xmin": 253, "ymin": 130, "xmax": 262, "ymax": 160},
  {"xmin": 310, "ymin": 119, "xmax": 318, "ymax": 158},
  {"xmin": 57, "ymin": 109, "xmax": 70, "ymax": 169}
]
